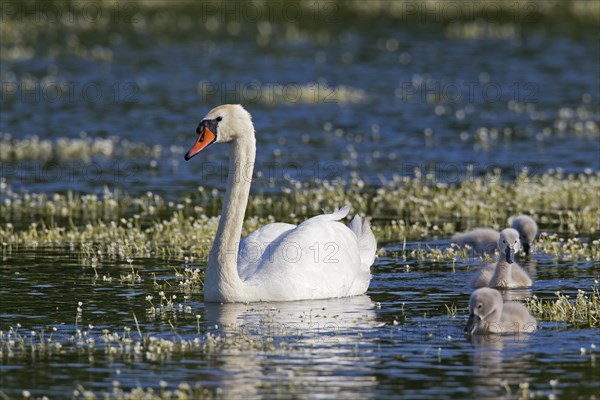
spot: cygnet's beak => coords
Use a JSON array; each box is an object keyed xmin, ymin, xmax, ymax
[
  {"xmin": 505, "ymin": 245, "xmax": 514, "ymax": 264},
  {"xmin": 464, "ymin": 313, "xmax": 478, "ymax": 335}
]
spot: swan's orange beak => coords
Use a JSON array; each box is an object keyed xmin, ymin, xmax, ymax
[{"xmin": 184, "ymin": 127, "xmax": 217, "ymax": 160}]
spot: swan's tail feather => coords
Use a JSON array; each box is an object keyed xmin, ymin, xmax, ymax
[
  {"xmin": 349, "ymin": 214, "xmax": 377, "ymax": 271},
  {"xmin": 327, "ymin": 205, "xmax": 351, "ymax": 220}
]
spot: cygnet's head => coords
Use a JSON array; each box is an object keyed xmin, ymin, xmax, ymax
[
  {"xmin": 464, "ymin": 287, "xmax": 503, "ymax": 335},
  {"xmin": 498, "ymin": 228, "xmax": 520, "ymax": 264},
  {"xmin": 185, "ymin": 104, "xmax": 254, "ymax": 160},
  {"xmin": 510, "ymin": 215, "xmax": 538, "ymax": 255}
]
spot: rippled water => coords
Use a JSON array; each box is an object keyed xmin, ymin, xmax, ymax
[
  {"xmin": 1, "ymin": 2, "xmax": 599, "ymax": 399},
  {"xmin": 1, "ymin": 246, "xmax": 598, "ymax": 398},
  {"xmin": 1, "ymin": 3, "xmax": 598, "ymax": 197}
]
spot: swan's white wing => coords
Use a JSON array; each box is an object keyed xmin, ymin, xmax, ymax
[
  {"xmin": 349, "ymin": 214, "xmax": 377, "ymax": 269},
  {"xmin": 237, "ymin": 222, "xmax": 296, "ymax": 280},
  {"xmin": 239, "ymin": 206, "xmax": 350, "ymax": 279},
  {"xmin": 243, "ymin": 207, "xmax": 369, "ymax": 301}
]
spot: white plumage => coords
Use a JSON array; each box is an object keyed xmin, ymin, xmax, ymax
[{"xmin": 184, "ymin": 105, "xmax": 377, "ymax": 302}]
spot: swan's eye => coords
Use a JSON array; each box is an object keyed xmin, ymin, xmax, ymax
[
  {"xmin": 216, "ymin": 116, "xmax": 223, "ymax": 122},
  {"xmin": 477, "ymin": 304, "xmax": 482, "ymax": 309},
  {"xmin": 502, "ymin": 240, "xmax": 506, "ymax": 244}
]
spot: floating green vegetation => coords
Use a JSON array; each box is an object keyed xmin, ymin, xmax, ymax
[
  {"xmin": 341, "ymin": 0, "xmax": 599, "ymax": 24},
  {"xmin": 536, "ymin": 234, "xmax": 600, "ymax": 261},
  {"xmin": 72, "ymin": 382, "xmax": 217, "ymax": 400},
  {"xmin": 2, "ymin": 0, "xmax": 597, "ymax": 64},
  {"xmin": 3, "ymin": 300, "xmax": 359, "ymax": 364},
  {"xmin": 380, "ymin": 243, "xmax": 475, "ymax": 265},
  {"xmin": 3, "ymin": 0, "xmax": 596, "ymax": 33},
  {"xmin": 525, "ymin": 286, "xmax": 600, "ymax": 327},
  {"xmin": 220, "ymin": 168, "xmax": 600, "ymax": 237},
  {"xmin": 0, "ymin": 132, "xmax": 179, "ymax": 162},
  {"xmin": 1, "ymin": 170, "xmax": 599, "ymax": 261},
  {"xmin": 0, "ymin": 210, "xmax": 275, "ymax": 261},
  {"xmin": 0, "ymin": 317, "xmax": 284, "ymax": 364}
]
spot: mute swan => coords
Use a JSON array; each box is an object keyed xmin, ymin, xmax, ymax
[
  {"xmin": 184, "ymin": 104, "xmax": 377, "ymax": 302},
  {"xmin": 464, "ymin": 287, "xmax": 537, "ymax": 334},
  {"xmin": 452, "ymin": 214, "xmax": 538, "ymax": 255},
  {"xmin": 471, "ymin": 228, "xmax": 532, "ymax": 288}
]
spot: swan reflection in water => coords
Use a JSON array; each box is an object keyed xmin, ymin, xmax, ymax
[
  {"xmin": 467, "ymin": 331, "xmax": 536, "ymax": 399},
  {"xmin": 202, "ymin": 295, "xmax": 379, "ymax": 398},
  {"xmin": 498, "ymin": 287, "xmax": 533, "ymax": 302}
]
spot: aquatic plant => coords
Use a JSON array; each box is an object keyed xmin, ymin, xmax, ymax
[
  {"xmin": 2, "ymin": 170, "xmax": 598, "ymax": 228},
  {"xmin": 1, "ymin": 170, "xmax": 598, "ymax": 264},
  {"xmin": 2, "ymin": 322, "xmax": 267, "ymax": 365},
  {"xmin": 525, "ymin": 286, "xmax": 600, "ymax": 327},
  {"xmin": 1, "ymin": 302, "xmax": 345, "ymax": 363},
  {"xmin": 536, "ymin": 234, "xmax": 600, "ymax": 261},
  {"xmin": 381, "ymin": 243, "xmax": 475, "ymax": 265},
  {"xmin": 341, "ymin": 0, "xmax": 599, "ymax": 24},
  {"xmin": 0, "ymin": 132, "xmax": 175, "ymax": 162},
  {"xmin": 73, "ymin": 382, "xmax": 217, "ymax": 400}
]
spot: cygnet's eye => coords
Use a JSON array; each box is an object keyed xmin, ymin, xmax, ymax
[
  {"xmin": 502, "ymin": 240, "xmax": 506, "ymax": 244},
  {"xmin": 216, "ymin": 116, "xmax": 223, "ymax": 122},
  {"xmin": 477, "ymin": 304, "xmax": 482, "ymax": 309}
]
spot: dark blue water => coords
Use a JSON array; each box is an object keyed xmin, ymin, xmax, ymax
[
  {"xmin": 0, "ymin": 246, "xmax": 598, "ymax": 399},
  {"xmin": 1, "ymin": 2, "xmax": 599, "ymax": 398},
  {"xmin": 1, "ymin": 6, "xmax": 598, "ymax": 198}
]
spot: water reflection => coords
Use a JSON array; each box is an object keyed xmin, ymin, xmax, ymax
[
  {"xmin": 203, "ymin": 296, "xmax": 379, "ymax": 398},
  {"xmin": 520, "ymin": 257, "xmax": 538, "ymax": 279},
  {"xmin": 467, "ymin": 333, "xmax": 535, "ymax": 399},
  {"xmin": 497, "ymin": 287, "xmax": 533, "ymax": 301}
]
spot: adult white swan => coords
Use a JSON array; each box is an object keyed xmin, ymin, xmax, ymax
[{"xmin": 184, "ymin": 104, "xmax": 377, "ymax": 302}]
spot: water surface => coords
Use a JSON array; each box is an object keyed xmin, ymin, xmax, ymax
[{"xmin": 1, "ymin": 2, "xmax": 599, "ymax": 398}]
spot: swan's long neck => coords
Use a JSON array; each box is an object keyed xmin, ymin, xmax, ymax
[{"xmin": 205, "ymin": 135, "xmax": 256, "ymax": 301}]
